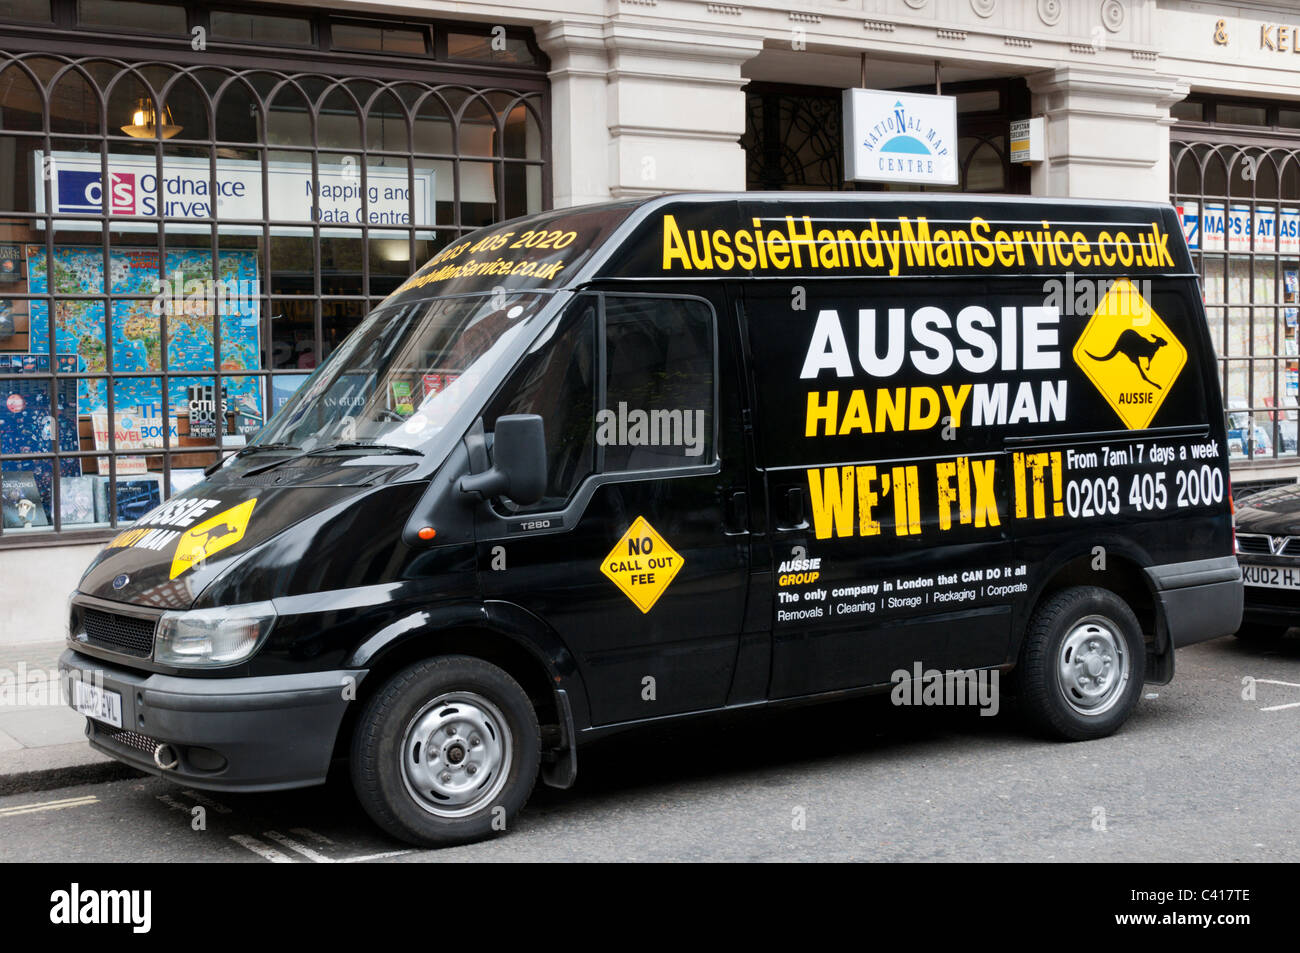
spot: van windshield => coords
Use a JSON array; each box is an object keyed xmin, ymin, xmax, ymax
[{"xmin": 253, "ymin": 292, "xmax": 548, "ymax": 453}]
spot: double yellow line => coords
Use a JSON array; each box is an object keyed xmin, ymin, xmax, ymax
[{"xmin": 0, "ymin": 795, "xmax": 98, "ymax": 817}]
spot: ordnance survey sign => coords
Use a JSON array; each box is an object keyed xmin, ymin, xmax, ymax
[{"xmin": 34, "ymin": 152, "xmax": 434, "ymax": 236}]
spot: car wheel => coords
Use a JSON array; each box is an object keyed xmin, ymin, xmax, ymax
[
  {"xmin": 351, "ymin": 655, "xmax": 540, "ymax": 847},
  {"xmin": 1017, "ymin": 586, "xmax": 1145, "ymax": 741}
]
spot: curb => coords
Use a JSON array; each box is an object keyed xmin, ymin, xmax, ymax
[
  {"xmin": 0, "ymin": 741, "xmax": 145, "ymax": 797},
  {"xmin": 0, "ymin": 760, "xmax": 144, "ymax": 797}
]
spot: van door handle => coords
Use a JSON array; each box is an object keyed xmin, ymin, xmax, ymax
[
  {"xmin": 723, "ymin": 490, "xmax": 748, "ymax": 535},
  {"xmin": 775, "ymin": 486, "xmax": 809, "ymax": 532}
]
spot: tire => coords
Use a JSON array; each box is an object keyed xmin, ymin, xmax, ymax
[
  {"xmin": 350, "ymin": 655, "xmax": 540, "ymax": 847},
  {"xmin": 1016, "ymin": 586, "xmax": 1145, "ymax": 741},
  {"xmin": 1234, "ymin": 624, "xmax": 1289, "ymax": 645}
]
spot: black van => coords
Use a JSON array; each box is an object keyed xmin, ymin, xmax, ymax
[{"xmin": 60, "ymin": 194, "xmax": 1242, "ymax": 846}]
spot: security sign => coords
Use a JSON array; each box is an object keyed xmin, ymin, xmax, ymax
[
  {"xmin": 600, "ymin": 516, "xmax": 684, "ymax": 613},
  {"xmin": 169, "ymin": 498, "xmax": 257, "ymax": 579},
  {"xmin": 1073, "ymin": 278, "xmax": 1187, "ymax": 430}
]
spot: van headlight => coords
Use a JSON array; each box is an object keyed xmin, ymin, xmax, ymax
[{"xmin": 155, "ymin": 602, "xmax": 276, "ymax": 666}]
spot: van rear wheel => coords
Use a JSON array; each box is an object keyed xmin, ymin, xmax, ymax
[
  {"xmin": 350, "ymin": 656, "xmax": 540, "ymax": 847},
  {"xmin": 1017, "ymin": 586, "xmax": 1145, "ymax": 741}
]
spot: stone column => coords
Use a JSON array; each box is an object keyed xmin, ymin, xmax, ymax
[
  {"xmin": 1027, "ymin": 67, "xmax": 1190, "ymax": 202},
  {"xmin": 536, "ymin": 20, "xmax": 612, "ymax": 209},
  {"xmin": 538, "ymin": 18, "xmax": 763, "ymax": 207}
]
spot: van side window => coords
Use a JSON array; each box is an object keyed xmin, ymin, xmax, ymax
[
  {"xmin": 600, "ymin": 296, "xmax": 715, "ymax": 472},
  {"xmin": 485, "ymin": 302, "xmax": 597, "ymax": 511}
]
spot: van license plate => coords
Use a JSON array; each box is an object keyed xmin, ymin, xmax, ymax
[
  {"xmin": 1241, "ymin": 563, "xmax": 1300, "ymax": 590},
  {"xmin": 72, "ymin": 680, "xmax": 123, "ymax": 728}
]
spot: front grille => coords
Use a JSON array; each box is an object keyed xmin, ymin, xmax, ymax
[
  {"xmin": 82, "ymin": 608, "xmax": 155, "ymax": 658},
  {"xmin": 1236, "ymin": 534, "xmax": 1273, "ymax": 555},
  {"xmin": 99, "ymin": 726, "xmax": 160, "ymax": 755}
]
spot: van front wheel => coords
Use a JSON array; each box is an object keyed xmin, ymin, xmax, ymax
[
  {"xmin": 351, "ymin": 656, "xmax": 540, "ymax": 847},
  {"xmin": 1017, "ymin": 586, "xmax": 1145, "ymax": 741}
]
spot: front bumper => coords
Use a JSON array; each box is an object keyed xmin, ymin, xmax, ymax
[
  {"xmin": 1145, "ymin": 555, "xmax": 1244, "ymax": 648},
  {"xmin": 59, "ymin": 648, "xmax": 365, "ymax": 792}
]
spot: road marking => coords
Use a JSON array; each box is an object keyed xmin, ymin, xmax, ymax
[
  {"xmin": 1254, "ymin": 678, "xmax": 1300, "ymax": 712},
  {"xmin": 264, "ymin": 830, "xmax": 334, "ymax": 864},
  {"xmin": 229, "ymin": 834, "xmax": 296, "ymax": 863},
  {"xmin": 181, "ymin": 790, "xmax": 233, "ymax": 814},
  {"xmin": 290, "ymin": 827, "xmax": 334, "ymax": 845},
  {"xmin": 156, "ymin": 794, "xmax": 193, "ymax": 813},
  {"xmin": 0, "ymin": 795, "xmax": 98, "ymax": 817},
  {"xmin": 338, "ymin": 849, "xmax": 417, "ymax": 863},
  {"xmin": 1260, "ymin": 701, "xmax": 1300, "ymax": 712}
]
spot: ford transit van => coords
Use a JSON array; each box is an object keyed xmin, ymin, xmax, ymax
[{"xmin": 61, "ymin": 194, "xmax": 1243, "ymax": 846}]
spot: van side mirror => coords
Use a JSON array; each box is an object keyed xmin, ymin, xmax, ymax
[{"xmin": 459, "ymin": 414, "xmax": 547, "ymax": 505}]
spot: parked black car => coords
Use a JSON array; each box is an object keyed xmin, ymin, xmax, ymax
[{"xmin": 1234, "ymin": 483, "xmax": 1300, "ymax": 642}]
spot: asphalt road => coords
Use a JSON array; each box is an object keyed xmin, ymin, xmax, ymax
[{"xmin": 2, "ymin": 634, "xmax": 1297, "ymax": 863}]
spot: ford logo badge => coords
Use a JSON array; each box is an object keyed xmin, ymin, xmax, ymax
[{"xmin": 112, "ymin": 573, "xmax": 130, "ymax": 590}]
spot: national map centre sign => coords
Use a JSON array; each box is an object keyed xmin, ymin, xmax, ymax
[{"xmin": 842, "ymin": 88, "xmax": 958, "ymax": 187}]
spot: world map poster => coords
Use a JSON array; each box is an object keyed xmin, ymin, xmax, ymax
[{"xmin": 25, "ymin": 246, "xmax": 262, "ymax": 423}]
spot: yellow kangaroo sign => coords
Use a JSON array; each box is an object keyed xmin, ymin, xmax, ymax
[
  {"xmin": 170, "ymin": 498, "xmax": 258, "ymax": 579},
  {"xmin": 1073, "ymin": 278, "xmax": 1187, "ymax": 430}
]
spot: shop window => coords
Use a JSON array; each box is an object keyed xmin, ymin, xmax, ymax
[
  {"xmin": 210, "ymin": 80, "xmax": 257, "ymax": 144},
  {"xmin": 962, "ymin": 137, "xmax": 1008, "ymax": 192},
  {"xmin": 446, "ymin": 32, "xmax": 537, "ymax": 66},
  {"xmin": 1215, "ymin": 103, "xmax": 1268, "ymax": 127},
  {"xmin": 1171, "ymin": 132, "xmax": 1300, "ymax": 464},
  {"xmin": 367, "ymin": 90, "xmax": 410, "ymax": 154},
  {"xmin": 77, "ymin": 0, "xmax": 187, "ymax": 35},
  {"xmin": 210, "ymin": 10, "xmax": 314, "ymax": 47},
  {"xmin": 332, "ymin": 22, "xmax": 428, "ymax": 56},
  {"xmin": 1280, "ymin": 109, "xmax": 1300, "ymax": 131},
  {"xmin": 48, "ymin": 67, "xmax": 101, "ymax": 136},
  {"xmin": 956, "ymin": 90, "xmax": 1000, "ymax": 114},
  {"xmin": 0, "ymin": 36, "xmax": 547, "ymax": 543},
  {"xmin": 1171, "ymin": 101, "xmax": 1203, "ymax": 122},
  {"xmin": 0, "ymin": 65, "xmax": 43, "ymax": 133},
  {"xmin": 1, "ymin": 0, "xmax": 52, "ymax": 23}
]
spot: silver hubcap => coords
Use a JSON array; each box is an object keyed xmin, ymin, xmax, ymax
[
  {"xmin": 1058, "ymin": 615, "xmax": 1130, "ymax": 716},
  {"xmin": 400, "ymin": 692, "xmax": 511, "ymax": 818}
]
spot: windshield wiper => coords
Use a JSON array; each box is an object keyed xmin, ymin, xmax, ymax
[
  {"xmin": 309, "ymin": 442, "xmax": 423, "ymax": 456},
  {"xmin": 238, "ymin": 441, "xmax": 422, "ymax": 478},
  {"xmin": 235, "ymin": 442, "xmax": 301, "ymax": 457},
  {"xmin": 204, "ymin": 442, "xmax": 301, "ymax": 476}
]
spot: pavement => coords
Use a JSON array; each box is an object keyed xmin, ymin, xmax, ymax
[{"xmin": 0, "ymin": 640, "xmax": 140, "ymax": 795}]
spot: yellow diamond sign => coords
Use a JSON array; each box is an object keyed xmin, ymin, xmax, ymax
[
  {"xmin": 1073, "ymin": 277, "xmax": 1187, "ymax": 430},
  {"xmin": 600, "ymin": 515, "xmax": 684, "ymax": 613},
  {"xmin": 169, "ymin": 498, "xmax": 257, "ymax": 579}
]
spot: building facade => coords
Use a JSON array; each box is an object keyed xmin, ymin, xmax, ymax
[{"xmin": 1, "ymin": 0, "xmax": 1298, "ymax": 639}]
